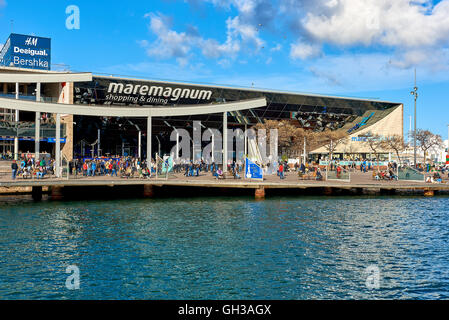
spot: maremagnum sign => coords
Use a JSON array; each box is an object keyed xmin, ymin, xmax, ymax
[
  {"xmin": 106, "ymin": 82, "xmax": 213, "ymax": 105},
  {"xmin": 0, "ymin": 33, "xmax": 51, "ymax": 70},
  {"xmin": 74, "ymin": 77, "xmax": 215, "ymax": 107}
]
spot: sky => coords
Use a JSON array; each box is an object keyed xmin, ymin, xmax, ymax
[{"xmin": 1, "ymin": 0, "xmax": 449, "ymax": 137}]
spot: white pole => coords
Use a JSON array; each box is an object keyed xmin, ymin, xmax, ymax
[
  {"xmin": 55, "ymin": 113, "xmax": 61, "ymax": 178},
  {"xmin": 14, "ymin": 82, "xmax": 19, "ymax": 160},
  {"xmin": 147, "ymin": 116, "xmax": 152, "ymax": 167},
  {"xmin": 223, "ymin": 112, "xmax": 228, "ymax": 172},
  {"xmin": 97, "ymin": 128, "xmax": 101, "ymax": 157},
  {"xmin": 35, "ymin": 83, "xmax": 41, "ymax": 164},
  {"xmin": 303, "ymin": 136, "xmax": 306, "ymax": 165},
  {"xmin": 244, "ymin": 124, "xmax": 248, "ymax": 158},
  {"xmin": 211, "ymin": 130, "xmax": 215, "ymax": 163},
  {"xmin": 176, "ymin": 130, "xmax": 179, "ymax": 160},
  {"xmin": 138, "ymin": 130, "xmax": 142, "ymax": 159}
]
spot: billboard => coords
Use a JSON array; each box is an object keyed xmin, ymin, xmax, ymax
[
  {"xmin": 74, "ymin": 77, "xmax": 218, "ymax": 107},
  {"xmin": 0, "ymin": 33, "xmax": 51, "ymax": 70},
  {"xmin": 245, "ymin": 158, "xmax": 263, "ymax": 180}
]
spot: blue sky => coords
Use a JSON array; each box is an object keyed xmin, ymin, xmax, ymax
[{"xmin": 1, "ymin": 0, "xmax": 449, "ymax": 137}]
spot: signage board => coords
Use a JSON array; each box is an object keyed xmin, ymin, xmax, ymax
[
  {"xmin": 245, "ymin": 158, "xmax": 263, "ymax": 180},
  {"xmin": 0, "ymin": 33, "xmax": 51, "ymax": 70},
  {"xmin": 74, "ymin": 77, "xmax": 219, "ymax": 107}
]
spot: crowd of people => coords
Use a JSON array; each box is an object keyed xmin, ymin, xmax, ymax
[
  {"xmin": 8, "ymin": 152, "xmax": 449, "ymax": 184},
  {"xmin": 70, "ymin": 157, "xmax": 153, "ymax": 178},
  {"xmin": 172, "ymin": 159, "xmax": 244, "ymax": 179},
  {"xmin": 10, "ymin": 154, "xmax": 54, "ymax": 180}
]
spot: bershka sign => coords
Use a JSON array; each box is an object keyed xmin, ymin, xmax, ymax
[
  {"xmin": 106, "ymin": 82, "xmax": 213, "ymax": 105},
  {"xmin": 0, "ymin": 33, "xmax": 51, "ymax": 70}
]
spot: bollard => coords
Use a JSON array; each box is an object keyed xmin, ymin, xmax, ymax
[
  {"xmin": 143, "ymin": 184, "xmax": 155, "ymax": 198},
  {"xmin": 255, "ymin": 187, "xmax": 265, "ymax": 200},
  {"xmin": 50, "ymin": 186, "xmax": 64, "ymax": 200},
  {"xmin": 323, "ymin": 187, "xmax": 333, "ymax": 196}
]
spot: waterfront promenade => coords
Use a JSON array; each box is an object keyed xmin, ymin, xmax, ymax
[{"xmin": 1, "ymin": 170, "xmax": 448, "ymax": 200}]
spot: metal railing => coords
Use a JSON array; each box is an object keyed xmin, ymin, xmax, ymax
[
  {"xmin": 397, "ymin": 166, "xmax": 425, "ymax": 182},
  {"xmin": 326, "ymin": 169, "xmax": 351, "ymax": 182}
]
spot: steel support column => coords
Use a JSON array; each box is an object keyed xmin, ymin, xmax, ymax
[
  {"xmin": 55, "ymin": 113, "xmax": 61, "ymax": 178},
  {"xmin": 138, "ymin": 130, "xmax": 142, "ymax": 159},
  {"xmin": 14, "ymin": 82, "xmax": 19, "ymax": 160},
  {"xmin": 223, "ymin": 112, "xmax": 228, "ymax": 172},
  {"xmin": 35, "ymin": 82, "xmax": 41, "ymax": 163},
  {"xmin": 147, "ymin": 116, "xmax": 152, "ymax": 167}
]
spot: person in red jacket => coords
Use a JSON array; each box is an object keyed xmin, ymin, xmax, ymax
[{"xmin": 279, "ymin": 163, "xmax": 285, "ymax": 179}]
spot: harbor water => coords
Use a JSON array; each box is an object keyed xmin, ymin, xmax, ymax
[{"xmin": 1, "ymin": 195, "xmax": 449, "ymax": 299}]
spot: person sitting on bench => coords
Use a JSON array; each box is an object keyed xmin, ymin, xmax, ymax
[
  {"xmin": 216, "ymin": 167, "xmax": 224, "ymax": 179},
  {"xmin": 316, "ymin": 168, "xmax": 323, "ymax": 181},
  {"xmin": 36, "ymin": 166, "xmax": 45, "ymax": 179}
]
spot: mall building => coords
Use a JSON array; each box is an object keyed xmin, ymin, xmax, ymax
[{"xmin": 0, "ymin": 33, "xmax": 403, "ymax": 173}]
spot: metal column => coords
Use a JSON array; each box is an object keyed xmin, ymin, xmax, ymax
[
  {"xmin": 14, "ymin": 83, "xmax": 19, "ymax": 160},
  {"xmin": 55, "ymin": 113, "xmax": 61, "ymax": 178},
  {"xmin": 97, "ymin": 128, "xmax": 101, "ymax": 157},
  {"xmin": 223, "ymin": 112, "xmax": 228, "ymax": 172},
  {"xmin": 138, "ymin": 130, "xmax": 142, "ymax": 159},
  {"xmin": 35, "ymin": 83, "xmax": 41, "ymax": 163},
  {"xmin": 211, "ymin": 130, "xmax": 215, "ymax": 163},
  {"xmin": 147, "ymin": 116, "xmax": 152, "ymax": 167},
  {"xmin": 303, "ymin": 136, "xmax": 306, "ymax": 165},
  {"xmin": 244, "ymin": 124, "xmax": 247, "ymax": 158},
  {"xmin": 176, "ymin": 131, "xmax": 179, "ymax": 160}
]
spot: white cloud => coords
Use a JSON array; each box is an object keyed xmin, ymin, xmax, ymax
[
  {"xmin": 290, "ymin": 41, "xmax": 321, "ymax": 60},
  {"xmin": 301, "ymin": 0, "xmax": 449, "ymax": 48},
  {"xmin": 145, "ymin": 0, "xmax": 449, "ymax": 73},
  {"xmin": 143, "ymin": 13, "xmax": 195, "ymax": 60},
  {"xmin": 141, "ymin": 11, "xmax": 264, "ymax": 66},
  {"xmin": 293, "ymin": 0, "xmax": 449, "ymax": 68},
  {"xmin": 270, "ymin": 43, "xmax": 282, "ymax": 52}
]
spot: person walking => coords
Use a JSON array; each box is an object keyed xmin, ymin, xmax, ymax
[
  {"xmin": 279, "ymin": 163, "xmax": 285, "ymax": 180},
  {"xmin": 11, "ymin": 160, "xmax": 18, "ymax": 180}
]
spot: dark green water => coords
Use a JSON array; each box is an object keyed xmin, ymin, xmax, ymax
[{"xmin": 1, "ymin": 196, "xmax": 449, "ymax": 299}]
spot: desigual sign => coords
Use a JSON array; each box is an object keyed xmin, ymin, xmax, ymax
[{"xmin": 0, "ymin": 33, "xmax": 51, "ymax": 70}]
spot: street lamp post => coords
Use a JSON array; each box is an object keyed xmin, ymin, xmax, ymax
[{"xmin": 410, "ymin": 69, "xmax": 418, "ymax": 167}]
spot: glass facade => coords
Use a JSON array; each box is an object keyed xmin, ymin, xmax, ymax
[{"xmin": 72, "ymin": 76, "xmax": 401, "ymax": 157}]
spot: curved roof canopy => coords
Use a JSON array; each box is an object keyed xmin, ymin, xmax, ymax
[{"xmin": 0, "ymin": 97, "xmax": 267, "ymax": 117}]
